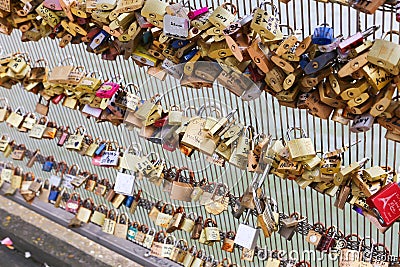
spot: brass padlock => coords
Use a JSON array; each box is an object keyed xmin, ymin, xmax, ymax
[
  {"xmin": 363, "ymin": 166, "xmax": 388, "ymax": 182},
  {"xmin": 334, "ymin": 157, "xmax": 369, "ymax": 186},
  {"xmin": 286, "ymin": 127, "xmax": 316, "ymax": 162},
  {"xmin": 367, "ymin": 30, "xmax": 400, "ymax": 75},
  {"xmin": 320, "ymin": 156, "xmax": 341, "ymax": 175},
  {"xmin": 251, "ymin": 2, "xmax": 282, "ymax": 40},
  {"xmin": 208, "ymin": 3, "xmax": 237, "ymax": 30},
  {"xmin": 204, "ymin": 218, "xmax": 220, "ymax": 242}
]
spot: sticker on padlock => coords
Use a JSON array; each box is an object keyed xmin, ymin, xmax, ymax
[{"xmin": 163, "ymin": 15, "xmax": 190, "ymax": 39}]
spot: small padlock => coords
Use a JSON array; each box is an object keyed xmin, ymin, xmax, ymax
[{"xmin": 204, "ymin": 218, "xmax": 220, "ymax": 242}]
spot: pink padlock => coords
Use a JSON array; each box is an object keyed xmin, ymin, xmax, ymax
[
  {"xmin": 43, "ymin": 0, "xmax": 63, "ymax": 11},
  {"xmin": 188, "ymin": 7, "xmax": 209, "ymax": 20},
  {"xmin": 95, "ymin": 76, "xmax": 123, "ymax": 99}
]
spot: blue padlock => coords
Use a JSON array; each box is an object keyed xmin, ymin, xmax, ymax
[
  {"xmin": 125, "ymin": 195, "xmax": 134, "ymax": 208},
  {"xmin": 299, "ymin": 54, "xmax": 310, "ymax": 70},
  {"xmin": 89, "ymin": 30, "xmax": 110, "ymax": 50},
  {"xmin": 142, "ymin": 30, "xmax": 153, "ymax": 45},
  {"xmin": 171, "ymin": 39, "xmax": 189, "ymax": 49},
  {"xmin": 182, "ymin": 49, "xmax": 199, "ymax": 63},
  {"xmin": 312, "ymin": 24, "xmax": 334, "ymax": 45},
  {"xmin": 42, "ymin": 156, "xmax": 55, "ymax": 172},
  {"xmin": 48, "ymin": 187, "xmax": 59, "ymax": 202},
  {"xmin": 94, "ymin": 142, "xmax": 107, "ymax": 156},
  {"xmin": 127, "ymin": 222, "xmax": 139, "ymax": 241}
]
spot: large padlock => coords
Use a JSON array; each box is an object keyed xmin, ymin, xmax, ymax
[
  {"xmin": 250, "ymin": 2, "xmax": 282, "ymax": 40},
  {"xmin": 208, "ymin": 2, "xmax": 237, "ymax": 30},
  {"xmin": 234, "ymin": 211, "xmax": 260, "ymax": 249},
  {"xmin": 367, "ymin": 31, "xmax": 400, "ymax": 75},
  {"xmin": 286, "ymin": 127, "xmax": 316, "ymax": 162}
]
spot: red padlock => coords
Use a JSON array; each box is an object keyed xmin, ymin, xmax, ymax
[
  {"xmin": 367, "ymin": 182, "xmax": 400, "ymax": 227},
  {"xmin": 316, "ymin": 226, "xmax": 337, "ymax": 253}
]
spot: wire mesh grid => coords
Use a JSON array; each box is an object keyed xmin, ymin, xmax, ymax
[{"xmin": 0, "ymin": 0, "xmax": 399, "ymax": 266}]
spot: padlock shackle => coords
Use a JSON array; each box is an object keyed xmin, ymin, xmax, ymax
[
  {"xmin": 220, "ymin": 2, "xmax": 237, "ymax": 15},
  {"xmin": 124, "ymin": 82, "xmax": 140, "ymax": 94},
  {"xmin": 286, "ymin": 127, "xmax": 307, "ymax": 140},
  {"xmin": 57, "ymin": 55, "xmax": 75, "ymax": 66},
  {"xmin": 84, "ymin": 70, "xmax": 102, "ymax": 80},
  {"xmin": 34, "ymin": 59, "xmax": 48, "ymax": 68},
  {"xmin": 118, "ymin": 213, "xmax": 129, "ymax": 224},
  {"xmin": 258, "ymin": 1, "xmax": 278, "ymax": 15}
]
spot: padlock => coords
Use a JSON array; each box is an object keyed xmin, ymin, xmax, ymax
[
  {"xmin": 191, "ymin": 250, "xmax": 206, "ymax": 267},
  {"xmin": 178, "ymin": 212, "xmax": 195, "ymax": 234},
  {"xmin": 306, "ymin": 223, "xmax": 324, "ymax": 246},
  {"xmin": 338, "ymin": 25, "xmax": 379, "ymax": 54},
  {"xmin": 251, "ymin": 2, "xmax": 282, "ymax": 40},
  {"xmin": 286, "ymin": 127, "xmax": 316, "ymax": 162},
  {"xmin": 370, "ymin": 83, "xmax": 396, "ymax": 117},
  {"xmin": 363, "ymin": 166, "xmax": 388, "ymax": 182},
  {"xmin": 208, "ymin": 2, "xmax": 237, "ymax": 30},
  {"xmin": 279, "ymin": 213, "xmax": 304, "ymax": 241},
  {"xmin": 361, "ymin": 63, "xmax": 392, "ymax": 92},
  {"xmin": 161, "ymin": 235, "xmax": 176, "ymax": 259},
  {"xmin": 141, "ymin": 0, "xmax": 167, "ymax": 21},
  {"xmin": 222, "ymin": 231, "xmax": 235, "ymax": 253},
  {"xmin": 182, "ymin": 246, "xmax": 196, "ymax": 267},
  {"xmin": 234, "ymin": 211, "xmax": 260, "ymax": 249},
  {"xmin": 316, "ymin": 226, "xmax": 337, "ymax": 252},
  {"xmin": 334, "ymin": 157, "xmax": 369, "ymax": 186},
  {"xmin": 367, "ymin": 182, "xmax": 400, "ymax": 226},
  {"xmin": 320, "ymin": 156, "xmax": 341, "ymax": 175},
  {"xmin": 204, "ymin": 218, "xmax": 220, "ymax": 242},
  {"xmin": 352, "ymin": 0, "xmax": 385, "ymax": 14},
  {"xmin": 163, "ymin": 15, "xmax": 189, "ymax": 39},
  {"xmin": 334, "ymin": 181, "xmax": 351, "ymax": 210},
  {"xmin": 350, "ymin": 113, "xmax": 374, "ymax": 133},
  {"xmin": 168, "ymin": 105, "xmax": 182, "ymax": 126}
]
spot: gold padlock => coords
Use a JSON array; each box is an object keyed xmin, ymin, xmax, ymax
[
  {"xmin": 362, "ymin": 166, "xmax": 388, "ymax": 182},
  {"xmin": 286, "ymin": 127, "xmax": 316, "ymax": 162},
  {"xmin": 208, "ymin": 3, "xmax": 237, "ymax": 30},
  {"xmin": 141, "ymin": 0, "xmax": 167, "ymax": 21},
  {"xmin": 251, "ymin": 2, "xmax": 282, "ymax": 40}
]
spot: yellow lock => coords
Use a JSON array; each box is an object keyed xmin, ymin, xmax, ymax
[
  {"xmin": 363, "ymin": 166, "xmax": 388, "ymax": 182},
  {"xmin": 286, "ymin": 127, "xmax": 316, "ymax": 162},
  {"xmin": 370, "ymin": 83, "xmax": 395, "ymax": 117},
  {"xmin": 333, "ymin": 158, "xmax": 369, "ymax": 186},
  {"xmin": 367, "ymin": 31, "xmax": 400, "ymax": 75},
  {"xmin": 208, "ymin": 2, "xmax": 237, "ymax": 30},
  {"xmin": 361, "ymin": 63, "xmax": 392, "ymax": 92},
  {"xmin": 141, "ymin": 0, "xmax": 167, "ymax": 21},
  {"xmin": 251, "ymin": 2, "xmax": 282, "ymax": 40}
]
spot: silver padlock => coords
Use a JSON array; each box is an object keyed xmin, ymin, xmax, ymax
[
  {"xmin": 163, "ymin": 15, "xmax": 190, "ymax": 39},
  {"xmin": 233, "ymin": 210, "xmax": 260, "ymax": 250},
  {"xmin": 350, "ymin": 113, "xmax": 374, "ymax": 133}
]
